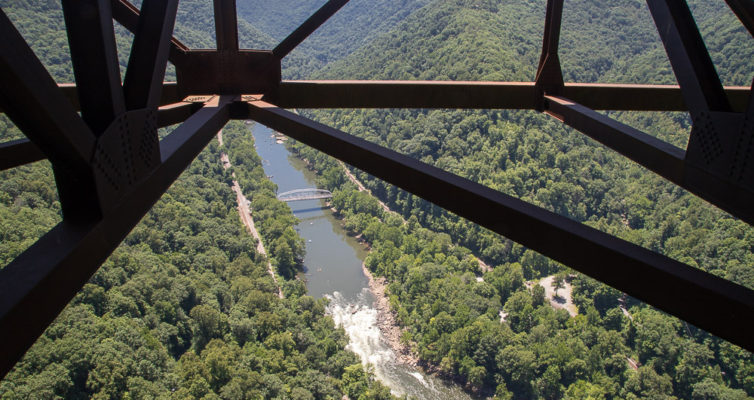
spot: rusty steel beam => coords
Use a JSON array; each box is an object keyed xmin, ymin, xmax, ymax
[
  {"xmin": 242, "ymin": 99, "xmax": 754, "ymax": 353},
  {"xmin": 544, "ymin": 95, "xmax": 686, "ymax": 183},
  {"xmin": 268, "ymin": 80, "xmax": 538, "ymax": 109},
  {"xmin": 725, "ymin": 0, "xmax": 754, "ymax": 37},
  {"xmin": 0, "ymin": 9, "xmax": 101, "ymax": 221},
  {"xmin": 647, "ymin": 0, "xmax": 731, "ymax": 116},
  {"xmin": 62, "ymin": 0, "xmax": 126, "ymax": 134},
  {"xmin": 0, "ymin": 9, "xmax": 94, "ymax": 171},
  {"xmin": 176, "ymin": 51, "xmax": 280, "ymax": 96},
  {"xmin": 7, "ymin": 81, "xmax": 744, "ymax": 114},
  {"xmin": 0, "ymin": 139, "xmax": 46, "ymax": 171},
  {"xmin": 123, "ymin": 0, "xmax": 179, "ymax": 110},
  {"xmin": 563, "ymin": 83, "xmax": 749, "ymax": 112},
  {"xmin": 157, "ymin": 102, "xmax": 204, "ymax": 127},
  {"xmin": 272, "ymin": 0, "xmax": 350, "ymax": 59},
  {"xmin": 267, "ymin": 80, "xmax": 750, "ymax": 111},
  {"xmin": 111, "ymin": 0, "xmax": 189, "ymax": 66},
  {"xmin": 0, "ymin": 98, "xmax": 232, "ymax": 379},
  {"xmin": 546, "ymin": 94, "xmax": 754, "ymax": 226},
  {"xmin": 2, "ymin": 82, "xmax": 749, "ymax": 114},
  {"xmin": 535, "ymin": 0, "xmax": 564, "ymax": 99},
  {"xmin": 45, "ymin": 82, "xmax": 183, "ymax": 113},
  {"xmin": 213, "ymin": 0, "xmax": 239, "ymax": 52}
]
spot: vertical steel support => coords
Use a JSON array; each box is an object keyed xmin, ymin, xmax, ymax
[
  {"xmin": 213, "ymin": 0, "xmax": 239, "ymax": 52},
  {"xmin": 62, "ymin": 0, "xmax": 126, "ymax": 134},
  {"xmin": 535, "ymin": 0, "xmax": 564, "ymax": 110},
  {"xmin": 111, "ymin": 0, "xmax": 189, "ymax": 68},
  {"xmin": 123, "ymin": 0, "xmax": 179, "ymax": 110}
]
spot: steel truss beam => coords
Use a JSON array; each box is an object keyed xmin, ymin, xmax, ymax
[
  {"xmin": 111, "ymin": 0, "xmax": 189, "ymax": 67},
  {"xmin": 123, "ymin": 0, "xmax": 179, "ymax": 110},
  {"xmin": 267, "ymin": 80, "xmax": 750, "ymax": 111},
  {"xmin": 543, "ymin": 95, "xmax": 754, "ymax": 225},
  {"xmin": 62, "ymin": 0, "xmax": 126, "ymax": 134},
  {"xmin": 0, "ymin": 99, "xmax": 231, "ymax": 379},
  {"xmin": 535, "ymin": 0, "xmax": 564, "ymax": 100},
  {"xmin": 273, "ymin": 0, "xmax": 350, "ymax": 59},
  {"xmin": 0, "ymin": 7, "xmax": 100, "ymax": 221},
  {"xmin": 242, "ymin": 99, "xmax": 754, "ymax": 352},
  {"xmin": 213, "ymin": 0, "xmax": 239, "ymax": 52},
  {"xmin": 725, "ymin": 0, "xmax": 754, "ymax": 38},
  {"xmin": 0, "ymin": 139, "xmax": 46, "ymax": 171}
]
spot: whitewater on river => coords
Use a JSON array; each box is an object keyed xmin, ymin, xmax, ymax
[{"xmin": 250, "ymin": 124, "xmax": 475, "ymax": 400}]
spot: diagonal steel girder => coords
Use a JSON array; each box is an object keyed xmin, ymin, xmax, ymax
[
  {"xmin": 0, "ymin": 98, "xmax": 232, "ymax": 379},
  {"xmin": 543, "ymin": 95, "xmax": 754, "ymax": 226},
  {"xmin": 273, "ymin": 0, "xmax": 350, "ymax": 59},
  {"xmin": 123, "ymin": 0, "xmax": 179, "ymax": 110},
  {"xmin": 111, "ymin": 0, "xmax": 189, "ymax": 67},
  {"xmin": 62, "ymin": 0, "xmax": 126, "ymax": 135},
  {"xmin": 242, "ymin": 98, "xmax": 754, "ymax": 353}
]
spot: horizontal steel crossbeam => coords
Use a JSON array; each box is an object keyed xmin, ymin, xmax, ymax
[{"xmin": 266, "ymin": 80, "xmax": 750, "ymax": 111}]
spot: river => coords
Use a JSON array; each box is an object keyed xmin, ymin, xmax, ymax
[{"xmin": 250, "ymin": 124, "xmax": 475, "ymax": 400}]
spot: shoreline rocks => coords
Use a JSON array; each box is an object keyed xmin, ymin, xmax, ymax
[{"xmin": 360, "ymin": 262, "xmax": 420, "ymax": 367}]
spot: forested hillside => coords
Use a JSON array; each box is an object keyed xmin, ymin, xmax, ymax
[
  {"xmin": 2, "ymin": 0, "xmax": 754, "ymax": 399},
  {"xmin": 292, "ymin": 0, "xmax": 754, "ymax": 398},
  {"xmin": 0, "ymin": 1, "xmax": 392, "ymax": 398},
  {"xmin": 236, "ymin": 0, "xmax": 431, "ymax": 77}
]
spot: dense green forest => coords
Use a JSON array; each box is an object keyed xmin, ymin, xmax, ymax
[
  {"xmin": 2, "ymin": 0, "xmax": 754, "ymax": 399},
  {"xmin": 0, "ymin": 1, "xmax": 392, "ymax": 398},
  {"xmin": 284, "ymin": 0, "xmax": 754, "ymax": 399}
]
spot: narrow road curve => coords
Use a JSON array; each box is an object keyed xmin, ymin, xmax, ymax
[{"xmin": 219, "ymin": 131, "xmax": 284, "ymax": 299}]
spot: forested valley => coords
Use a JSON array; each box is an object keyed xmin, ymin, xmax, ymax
[
  {"xmin": 1, "ymin": 0, "xmax": 753, "ymax": 399},
  {"xmin": 0, "ymin": 0, "xmax": 393, "ymax": 398},
  {"xmin": 292, "ymin": 0, "xmax": 754, "ymax": 399}
]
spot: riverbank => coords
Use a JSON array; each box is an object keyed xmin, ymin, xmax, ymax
[{"xmin": 361, "ymin": 262, "xmax": 419, "ymax": 367}]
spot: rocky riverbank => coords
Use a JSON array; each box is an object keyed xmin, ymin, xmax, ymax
[{"xmin": 361, "ymin": 262, "xmax": 420, "ymax": 367}]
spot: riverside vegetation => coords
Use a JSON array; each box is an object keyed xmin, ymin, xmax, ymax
[
  {"xmin": 0, "ymin": 1, "xmax": 393, "ymax": 398},
  {"xmin": 289, "ymin": 0, "xmax": 754, "ymax": 399},
  {"xmin": 1, "ymin": 0, "xmax": 754, "ymax": 399}
]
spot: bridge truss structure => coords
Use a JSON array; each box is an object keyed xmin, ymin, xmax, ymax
[
  {"xmin": 277, "ymin": 188, "xmax": 334, "ymax": 202},
  {"xmin": 0, "ymin": 0, "xmax": 753, "ymax": 377}
]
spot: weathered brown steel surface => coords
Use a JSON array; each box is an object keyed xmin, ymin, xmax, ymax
[
  {"xmin": 535, "ymin": 0, "xmax": 564, "ymax": 104},
  {"xmin": 268, "ymin": 80, "xmax": 750, "ymax": 111},
  {"xmin": 213, "ymin": 0, "xmax": 239, "ymax": 52},
  {"xmin": 0, "ymin": 99, "xmax": 232, "ymax": 379},
  {"xmin": 0, "ymin": 139, "xmax": 46, "ymax": 171},
  {"xmin": 111, "ymin": 0, "xmax": 189, "ymax": 66},
  {"xmin": 123, "ymin": 0, "xmax": 179, "ymax": 110}
]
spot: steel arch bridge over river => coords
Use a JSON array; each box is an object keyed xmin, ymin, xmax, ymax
[{"xmin": 277, "ymin": 188, "xmax": 333, "ymax": 202}]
